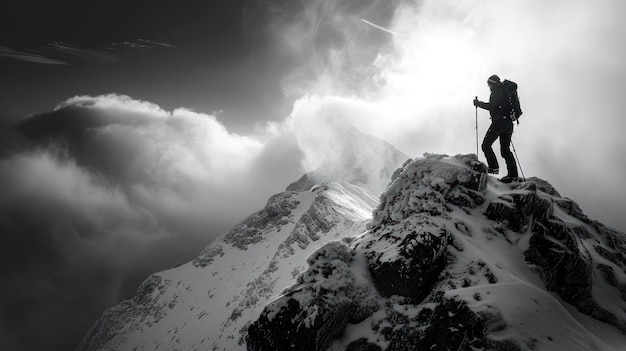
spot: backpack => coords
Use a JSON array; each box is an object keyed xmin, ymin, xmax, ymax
[{"xmin": 502, "ymin": 79, "xmax": 522, "ymax": 124}]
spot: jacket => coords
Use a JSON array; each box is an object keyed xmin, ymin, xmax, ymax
[{"xmin": 476, "ymin": 84, "xmax": 512, "ymax": 133}]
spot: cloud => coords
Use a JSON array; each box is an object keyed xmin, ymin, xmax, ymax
[
  {"xmin": 0, "ymin": 150, "xmax": 157, "ymax": 350},
  {"xmin": 47, "ymin": 40, "xmax": 177, "ymax": 64},
  {"xmin": 1, "ymin": 94, "xmax": 307, "ymax": 350},
  {"xmin": 0, "ymin": 45, "xmax": 67, "ymax": 65},
  {"xmin": 48, "ymin": 42, "xmax": 122, "ymax": 64},
  {"xmin": 385, "ymin": 0, "xmax": 626, "ymax": 231},
  {"xmin": 16, "ymin": 94, "xmax": 287, "ymax": 235},
  {"xmin": 270, "ymin": 0, "xmax": 626, "ymax": 232},
  {"xmin": 252, "ymin": 0, "xmax": 401, "ymax": 97},
  {"xmin": 0, "ymin": 89, "xmax": 409, "ymax": 349},
  {"xmin": 0, "ymin": 39, "xmax": 177, "ymax": 66},
  {"xmin": 3, "ymin": 1, "xmax": 626, "ymax": 349},
  {"xmin": 137, "ymin": 39, "xmax": 177, "ymax": 48}
]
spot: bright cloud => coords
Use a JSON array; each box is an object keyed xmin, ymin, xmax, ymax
[
  {"xmin": 3, "ymin": 1, "xmax": 626, "ymax": 350},
  {"xmin": 277, "ymin": 0, "xmax": 626, "ymax": 231}
]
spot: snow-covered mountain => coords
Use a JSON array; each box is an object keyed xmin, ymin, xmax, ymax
[
  {"xmin": 77, "ymin": 129, "xmax": 408, "ymax": 351},
  {"xmin": 248, "ymin": 154, "xmax": 626, "ymax": 351},
  {"xmin": 79, "ymin": 151, "xmax": 626, "ymax": 351}
]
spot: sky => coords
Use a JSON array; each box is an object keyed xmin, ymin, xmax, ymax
[{"xmin": 1, "ymin": 0, "xmax": 626, "ymax": 350}]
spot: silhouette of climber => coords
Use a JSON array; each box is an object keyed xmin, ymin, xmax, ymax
[{"xmin": 474, "ymin": 74, "xmax": 518, "ymax": 181}]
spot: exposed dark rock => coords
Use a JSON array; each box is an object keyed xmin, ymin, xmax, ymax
[
  {"xmin": 286, "ymin": 173, "xmax": 317, "ymax": 192},
  {"xmin": 191, "ymin": 243, "xmax": 224, "ymax": 268},
  {"xmin": 247, "ymin": 242, "xmax": 377, "ymax": 351},
  {"xmin": 525, "ymin": 227, "xmax": 592, "ymax": 301},
  {"xmin": 484, "ymin": 198, "xmax": 522, "ymax": 231},
  {"xmin": 365, "ymin": 228, "xmax": 450, "ymax": 299},
  {"xmin": 247, "ymin": 297, "xmax": 353, "ymax": 351},
  {"xmin": 77, "ymin": 275, "xmax": 173, "ymax": 351},
  {"xmin": 483, "ymin": 182, "xmax": 546, "ymax": 232},
  {"xmin": 247, "ymin": 154, "xmax": 626, "ymax": 350},
  {"xmin": 224, "ymin": 192, "xmax": 300, "ymax": 250},
  {"xmin": 415, "ymin": 298, "xmax": 521, "ymax": 351},
  {"xmin": 346, "ymin": 338, "xmax": 383, "ymax": 351},
  {"xmin": 360, "ymin": 154, "xmax": 486, "ymax": 300},
  {"xmin": 524, "ymin": 192, "xmax": 626, "ymax": 332}
]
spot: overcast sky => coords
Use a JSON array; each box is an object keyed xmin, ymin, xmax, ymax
[{"xmin": 2, "ymin": 1, "xmax": 626, "ymax": 350}]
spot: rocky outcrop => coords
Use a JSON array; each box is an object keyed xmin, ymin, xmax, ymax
[
  {"xmin": 221, "ymin": 192, "xmax": 301, "ymax": 251},
  {"xmin": 247, "ymin": 242, "xmax": 377, "ymax": 351},
  {"xmin": 357, "ymin": 154, "xmax": 487, "ymax": 300},
  {"xmin": 247, "ymin": 154, "xmax": 626, "ymax": 351},
  {"xmin": 77, "ymin": 275, "xmax": 173, "ymax": 351},
  {"xmin": 76, "ymin": 128, "xmax": 406, "ymax": 351},
  {"xmin": 524, "ymin": 197, "xmax": 626, "ymax": 332},
  {"xmin": 78, "ymin": 182, "xmax": 379, "ymax": 351},
  {"xmin": 481, "ymin": 177, "xmax": 626, "ymax": 332}
]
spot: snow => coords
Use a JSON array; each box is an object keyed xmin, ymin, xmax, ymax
[
  {"xmin": 330, "ymin": 155, "xmax": 626, "ymax": 350},
  {"xmin": 81, "ymin": 181, "xmax": 378, "ymax": 351},
  {"xmin": 81, "ymin": 153, "xmax": 626, "ymax": 351}
]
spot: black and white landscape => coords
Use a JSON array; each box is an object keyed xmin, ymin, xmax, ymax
[
  {"xmin": 1, "ymin": 1, "xmax": 626, "ymax": 350},
  {"xmin": 80, "ymin": 152, "xmax": 626, "ymax": 350}
]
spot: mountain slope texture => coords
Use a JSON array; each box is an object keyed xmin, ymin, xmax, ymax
[{"xmin": 80, "ymin": 154, "xmax": 626, "ymax": 351}]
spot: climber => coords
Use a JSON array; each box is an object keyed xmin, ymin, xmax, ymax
[{"xmin": 474, "ymin": 74, "xmax": 518, "ymax": 182}]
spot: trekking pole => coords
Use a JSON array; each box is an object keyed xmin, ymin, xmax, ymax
[
  {"xmin": 510, "ymin": 139, "xmax": 526, "ymax": 181},
  {"xmin": 475, "ymin": 96, "xmax": 479, "ymax": 159}
]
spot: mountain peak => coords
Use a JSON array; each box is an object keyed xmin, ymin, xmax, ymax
[
  {"xmin": 248, "ymin": 153, "xmax": 626, "ymax": 351},
  {"xmin": 287, "ymin": 127, "xmax": 408, "ymax": 194},
  {"xmin": 78, "ymin": 178, "xmax": 380, "ymax": 351},
  {"xmin": 78, "ymin": 153, "xmax": 626, "ymax": 351}
]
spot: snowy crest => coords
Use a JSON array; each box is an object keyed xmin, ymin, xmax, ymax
[
  {"xmin": 78, "ymin": 180, "xmax": 379, "ymax": 351},
  {"xmin": 249, "ymin": 154, "xmax": 626, "ymax": 351},
  {"xmin": 371, "ymin": 153, "xmax": 487, "ymax": 225},
  {"xmin": 79, "ymin": 152, "xmax": 626, "ymax": 351},
  {"xmin": 287, "ymin": 126, "xmax": 408, "ymax": 194}
]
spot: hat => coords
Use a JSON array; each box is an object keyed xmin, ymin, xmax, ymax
[{"xmin": 487, "ymin": 74, "xmax": 501, "ymax": 84}]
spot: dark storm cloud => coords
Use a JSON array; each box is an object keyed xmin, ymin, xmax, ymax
[
  {"xmin": 0, "ymin": 1, "xmax": 406, "ymax": 350},
  {"xmin": 4, "ymin": 1, "xmax": 625, "ymax": 351},
  {"xmin": 0, "ymin": 94, "xmax": 306, "ymax": 351}
]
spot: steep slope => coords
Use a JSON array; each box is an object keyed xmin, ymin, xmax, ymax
[
  {"xmin": 77, "ymin": 127, "xmax": 408, "ymax": 351},
  {"xmin": 248, "ymin": 154, "xmax": 626, "ymax": 351},
  {"xmin": 77, "ymin": 182, "xmax": 379, "ymax": 351}
]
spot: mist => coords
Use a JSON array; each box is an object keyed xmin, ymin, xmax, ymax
[
  {"xmin": 0, "ymin": 97, "xmax": 297, "ymax": 350},
  {"xmin": 275, "ymin": 0, "xmax": 626, "ymax": 231},
  {"xmin": 2, "ymin": 0, "xmax": 626, "ymax": 350}
]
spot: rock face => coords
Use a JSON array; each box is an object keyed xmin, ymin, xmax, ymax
[
  {"xmin": 78, "ymin": 151, "xmax": 626, "ymax": 351},
  {"xmin": 248, "ymin": 154, "xmax": 626, "ymax": 351},
  {"xmin": 247, "ymin": 242, "xmax": 373, "ymax": 351},
  {"xmin": 77, "ymin": 183, "xmax": 380, "ymax": 351},
  {"xmin": 359, "ymin": 155, "xmax": 487, "ymax": 300},
  {"xmin": 76, "ymin": 127, "xmax": 409, "ymax": 351}
]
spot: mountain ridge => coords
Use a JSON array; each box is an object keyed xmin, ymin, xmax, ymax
[
  {"xmin": 247, "ymin": 154, "xmax": 626, "ymax": 351},
  {"xmin": 77, "ymin": 127, "xmax": 408, "ymax": 351},
  {"xmin": 79, "ymin": 152, "xmax": 626, "ymax": 351},
  {"xmin": 78, "ymin": 181, "xmax": 380, "ymax": 351}
]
